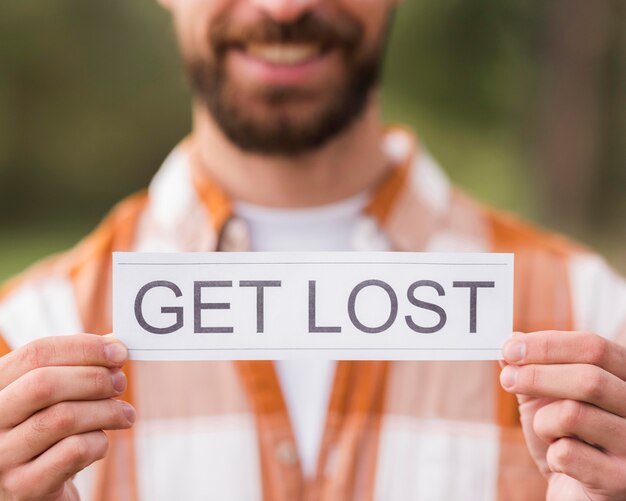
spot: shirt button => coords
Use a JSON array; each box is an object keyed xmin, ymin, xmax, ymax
[{"xmin": 275, "ymin": 440, "xmax": 298, "ymax": 466}]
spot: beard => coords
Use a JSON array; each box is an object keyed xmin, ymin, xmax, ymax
[{"xmin": 185, "ymin": 12, "xmax": 386, "ymax": 156}]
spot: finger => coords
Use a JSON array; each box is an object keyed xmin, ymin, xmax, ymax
[
  {"xmin": 503, "ymin": 331, "xmax": 626, "ymax": 381},
  {"xmin": 534, "ymin": 399, "xmax": 626, "ymax": 455},
  {"xmin": 0, "ymin": 334, "xmax": 128, "ymax": 390},
  {"xmin": 1, "ymin": 430, "xmax": 108, "ymax": 501},
  {"xmin": 4, "ymin": 399, "xmax": 134, "ymax": 467},
  {"xmin": 500, "ymin": 363, "xmax": 626, "ymax": 417},
  {"xmin": 0, "ymin": 366, "xmax": 127, "ymax": 429},
  {"xmin": 547, "ymin": 437, "xmax": 626, "ymax": 494}
]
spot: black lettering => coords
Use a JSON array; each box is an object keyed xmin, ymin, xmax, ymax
[
  {"xmin": 452, "ymin": 281, "xmax": 496, "ymax": 333},
  {"xmin": 134, "ymin": 280, "xmax": 183, "ymax": 335},
  {"xmin": 194, "ymin": 281, "xmax": 233, "ymax": 334},
  {"xmin": 405, "ymin": 280, "xmax": 447, "ymax": 333},
  {"xmin": 308, "ymin": 281, "xmax": 342, "ymax": 333},
  {"xmin": 239, "ymin": 280, "xmax": 282, "ymax": 333},
  {"xmin": 348, "ymin": 279, "xmax": 398, "ymax": 334}
]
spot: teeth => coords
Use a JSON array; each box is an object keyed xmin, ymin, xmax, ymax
[{"xmin": 246, "ymin": 43, "xmax": 321, "ymax": 65}]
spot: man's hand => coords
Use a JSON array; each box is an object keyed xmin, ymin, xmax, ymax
[
  {"xmin": 501, "ymin": 331, "xmax": 626, "ymax": 501},
  {"xmin": 0, "ymin": 334, "xmax": 135, "ymax": 501}
]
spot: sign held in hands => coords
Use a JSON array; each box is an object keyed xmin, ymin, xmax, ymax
[{"xmin": 113, "ymin": 252, "xmax": 514, "ymax": 360}]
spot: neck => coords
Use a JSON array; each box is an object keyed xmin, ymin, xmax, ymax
[{"xmin": 190, "ymin": 94, "xmax": 389, "ymax": 208}]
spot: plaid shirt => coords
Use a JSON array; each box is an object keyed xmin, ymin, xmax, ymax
[{"xmin": 1, "ymin": 129, "xmax": 625, "ymax": 501}]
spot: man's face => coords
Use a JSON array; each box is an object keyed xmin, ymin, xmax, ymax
[{"xmin": 163, "ymin": 0, "xmax": 396, "ymax": 155}]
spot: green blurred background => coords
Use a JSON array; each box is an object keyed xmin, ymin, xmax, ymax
[{"xmin": 1, "ymin": 0, "xmax": 624, "ymax": 281}]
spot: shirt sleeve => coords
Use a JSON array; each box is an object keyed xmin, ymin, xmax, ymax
[{"xmin": 568, "ymin": 252, "xmax": 626, "ymax": 342}]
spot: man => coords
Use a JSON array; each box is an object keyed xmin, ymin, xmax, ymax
[{"xmin": 1, "ymin": 1, "xmax": 625, "ymax": 500}]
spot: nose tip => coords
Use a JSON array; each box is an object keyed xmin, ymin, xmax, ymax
[{"xmin": 250, "ymin": 0, "xmax": 318, "ymax": 23}]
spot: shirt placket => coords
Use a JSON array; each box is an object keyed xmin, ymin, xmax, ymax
[{"xmin": 188, "ymin": 129, "xmax": 416, "ymax": 501}]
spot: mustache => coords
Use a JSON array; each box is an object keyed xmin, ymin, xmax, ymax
[{"xmin": 210, "ymin": 12, "xmax": 363, "ymax": 55}]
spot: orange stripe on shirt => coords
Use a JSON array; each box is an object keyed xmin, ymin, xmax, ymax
[
  {"xmin": 188, "ymin": 138, "xmax": 234, "ymax": 235},
  {"xmin": 0, "ymin": 331, "xmax": 11, "ymax": 357}
]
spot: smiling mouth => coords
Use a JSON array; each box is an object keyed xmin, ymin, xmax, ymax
[{"xmin": 240, "ymin": 42, "xmax": 326, "ymax": 65}]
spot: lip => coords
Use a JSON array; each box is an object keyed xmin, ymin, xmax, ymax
[{"xmin": 227, "ymin": 47, "xmax": 340, "ymax": 87}]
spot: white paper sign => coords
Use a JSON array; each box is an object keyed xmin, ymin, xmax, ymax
[{"xmin": 113, "ymin": 252, "xmax": 513, "ymax": 361}]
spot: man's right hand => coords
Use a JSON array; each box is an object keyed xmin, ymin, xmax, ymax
[{"xmin": 0, "ymin": 334, "xmax": 135, "ymax": 501}]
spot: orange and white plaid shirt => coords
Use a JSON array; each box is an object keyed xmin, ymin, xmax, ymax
[{"xmin": 1, "ymin": 129, "xmax": 625, "ymax": 501}]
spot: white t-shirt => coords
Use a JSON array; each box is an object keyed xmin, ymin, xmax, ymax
[{"xmin": 234, "ymin": 192, "xmax": 368, "ymax": 478}]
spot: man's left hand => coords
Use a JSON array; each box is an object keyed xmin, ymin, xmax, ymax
[{"xmin": 501, "ymin": 331, "xmax": 626, "ymax": 501}]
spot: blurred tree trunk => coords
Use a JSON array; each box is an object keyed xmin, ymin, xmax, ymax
[{"xmin": 535, "ymin": 0, "xmax": 625, "ymax": 233}]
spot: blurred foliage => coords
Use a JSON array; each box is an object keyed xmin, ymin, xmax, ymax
[
  {"xmin": 0, "ymin": 0, "xmax": 624, "ymax": 280},
  {"xmin": 0, "ymin": 0, "xmax": 189, "ymax": 225}
]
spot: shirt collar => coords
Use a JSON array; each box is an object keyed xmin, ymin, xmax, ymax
[{"xmin": 136, "ymin": 127, "xmax": 453, "ymax": 253}]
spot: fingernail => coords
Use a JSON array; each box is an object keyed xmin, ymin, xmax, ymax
[
  {"xmin": 503, "ymin": 340, "xmax": 525, "ymax": 362},
  {"xmin": 111, "ymin": 370, "xmax": 127, "ymax": 393},
  {"xmin": 104, "ymin": 342, "xmax": 127, "ymax": 364},
  {"xmin": 500, "ymin": 365, "xmax": 518, "ymax": 389},
  {"xmin": 120, "ymin": 402, "xmax": 136, "ymax": 424}
]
